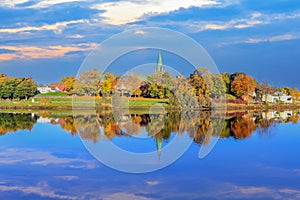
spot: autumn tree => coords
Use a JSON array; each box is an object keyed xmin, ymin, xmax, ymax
[
  {"xmin": 100, "ymin": 73, "xmax": 116, "ymax": 96},
  {"xmin": 60, "ymin": 75, "xmax": 75, "ymax": 95},
  {"xmin": 188, "ymin": 69, "xmax": 209, "ymax": 98},
  {"xmin": 74, "ymin": 69, "xmax": 102, "ymax": 96},
  {"xmin": 256, "ymin": 83, "xmax": 274, "ymax": 102},
  {"xmin": 146, "ymin": 72, "xmax": 174, "ymax": 99},
  {"xmin": 281, "ymin": 87, "xmax": 292, "ymax": 95},
  {"xmin": 290, "ymin": 87, "xmax": 300, "ymax": 103},
  {"xmin": 117, "ymin": 72, "xmax": 142, "ymax": 97},
  {"xmin": 230, "ymin": 74, "xmax": 256, "ymax": 101}
]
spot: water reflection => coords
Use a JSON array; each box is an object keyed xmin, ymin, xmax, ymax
[
  {"xmin": 1, "ymin": 110, "xmax": 299, "ymax": 143},
  {"xmin": 0, "ymin": 113, "xmax": 37, "ymax": 135},
  {"xmin": 0, "ymin": 110, "xmax": 299, "ymax": 199}
]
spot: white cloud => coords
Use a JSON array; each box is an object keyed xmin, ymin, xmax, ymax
[
  {"xmin": 196, "ymin": 12, "xmax": 264, "ymax": 31},
  {"xmin": 103, "ymin": 192, "xmax": 154, "ymax": 200},
  {"xmin": 66, "ymin": 34, "xmax": 85, "ymax": 39},
  {"xmin": 0, "ymin": 0, "xmax": 30, "ymax": 7},
  {"xmin": 0, "ymin": 183, "xmax": 78, "ymax": 200},
  {"xmin": 55, "ymin": 176, "xmax": 78, "ymax": 181},
  {"xmin": 0, "ymin": 43, "xmax": 96, "ymax": 61},
  {"xmin": 146, "ymin": 180, "xmax": 160, "ymax": 186},
  {"xmin": 218, "ymin": 33, "xmax": 300, "ymax": 47},
  {"xmin": 139, "ymin": 10, "xmax": 300, "ymax": 34},
  {"xmin": 0, "ymin": 148, "xmax": 99, "ymax": 169},
  {"xmin": 91, "ymin": 0, "xmax": 221, "ymax": 25},
  {"xmin": 0, "ymin": 20, "xmax": 88, "ymax": 34},
  {"xmin": 134, "ymin": 30, "xmax": 147, "ymax": 35},
  {"xmin": 28, "ymin": 0, "xmax": 86, "ymax": 9},
  {"xmin": 246, "ymin": 34, "xmax": 299, "ymax": 43},
  {"xmin": 0, "ymin": 0, "xmax": 86, "ymax": 8}
]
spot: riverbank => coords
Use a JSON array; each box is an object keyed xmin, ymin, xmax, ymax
[{"xmin": 0, "ymin": 96, "xmax": 299, "ymax": 111}]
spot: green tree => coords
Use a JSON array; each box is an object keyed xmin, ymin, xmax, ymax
[
  {"xmin": 221, "ymin": 73, "xmax": 231, "ymax": 93},
  {"xmin": 0, "ymin": 77, "xmax": 21, "ymax": 100},
  {"xmin": 205, "ymin": 74, "xmax": 226, "ymax": 97},
  {"xmin": 14, "ymin": 78, "xmax": 37, "ymax": 100}
]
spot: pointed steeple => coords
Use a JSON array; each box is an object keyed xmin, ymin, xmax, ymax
[
  {"xmin": 155, "ymin": 51, "xmax": 164, "ymax": 73},
  {"xmin": 156, "ymin": 137, "xmax": 162, "ymax": 160}
]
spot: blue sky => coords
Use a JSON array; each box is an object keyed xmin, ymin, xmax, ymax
[{"xmin": 0, "ymin": 0, "xmax": 299, "ymax": 88}]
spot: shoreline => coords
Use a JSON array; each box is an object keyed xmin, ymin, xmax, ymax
[{"xmin": 0, "ymin": 103, "xmax": 299, "ymax": 112}]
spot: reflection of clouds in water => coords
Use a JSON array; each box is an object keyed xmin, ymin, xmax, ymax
[
  {"xmin": 294, "ymin": 169, "xmax": 300, "ymax": 176},
  {"xmin": 0, "ymin": 148, "xmax": 99, "ymax": 169},
  {"xmin": 221, "ymin": 184, "xmax": 300, "ymax": 200},
  {"xmin": 55, "ymin": 176, "xmax": 79, "ymax": 181},
  {"xmin": 0, "ymin": 182, "xmax": 77, "ymax": 200},
  {"xmin": 103, "ymin": 192, "xmax": 155, "ymax": 200},
  {"xmin": 146, "ymin": 180, "xmax": 161, "ymax": 186}
]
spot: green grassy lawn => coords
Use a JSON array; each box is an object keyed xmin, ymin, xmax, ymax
[
  {"xmin": 36, "ymin": 92, "xmax": 68, "ymax": 97},
  {"xmin": 0, "ymin": 96, "xmax": 169, "ymax": 109}
]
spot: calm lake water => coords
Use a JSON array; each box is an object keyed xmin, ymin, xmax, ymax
[{"xmin": 0, "ymin": 110, "xmax": 300, "ymax": 200}]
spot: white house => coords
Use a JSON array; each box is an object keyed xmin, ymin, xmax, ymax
[
  {"xmin": 37, "ymin": 86, "xmax": 54, "ymax": 94},
  {"xmin": 262, "ymin": 110, "xmax": 293, "ymax": 120},
  {"xmin": 263, "ymin": 91, "xmax": 292, "ymax": 104}
]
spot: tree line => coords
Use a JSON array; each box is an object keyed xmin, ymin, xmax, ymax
[
  {"xmin": 0, "ymin": 68, "xmax": 299, "ymax": 103},
  {"xmin": 0, "ymin": 73, "xmax": 37, "ymax": 100},
  {"xmin": 60, "ymin": 68, "xmax": 300, "ymax": 103}
]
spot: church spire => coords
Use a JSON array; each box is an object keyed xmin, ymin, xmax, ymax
[
  {"xmin": 155, "ymin": 51, "xmax": 164, "ymax": 73},
  {"xmin": 156, "ymin": 137, "xmax": 162, "ymax": 160}
]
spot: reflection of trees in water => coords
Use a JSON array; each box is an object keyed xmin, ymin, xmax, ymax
[
  {"xmin": 50, "ymin": 117, "xmax": 77, "ymax": 136},
  {"xmin": 255, "ymin": 114, "xmax": 276, "ymax": 136},
  {"xmin": 230, "ymin": 114, "xmax": 256, "ymax": 139},
  {"xmin": 285, "ymin": 111, "xmax": 299, "ymax": 124},
  {"xmin": 75, "ymin": 115, "xmax": 102, "ymax": 143},
  {"xmin": 0, "ymin": 113, "xmax": 37, "ymax": 135},
  {"xmin": 72, "ymin": 112, "xmax": 282, "ymax": 143},
  {"xmin": 0, "ymin": 111, "xmax": 298, "ymax": 144}
]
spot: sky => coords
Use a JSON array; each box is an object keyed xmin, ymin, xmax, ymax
[{"xmin": 0, "ymin": 0, "xmax": 299, "ymax": 88}]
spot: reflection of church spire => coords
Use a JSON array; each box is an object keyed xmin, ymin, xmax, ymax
[
  {"xmin": 155, "ymin": 51, "xmax": 164, "ymax": 73},
  {"xmin": 156, "ymin": 137, "xmax": 162, "ymax": 160}
]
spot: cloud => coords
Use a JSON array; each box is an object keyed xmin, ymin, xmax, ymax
[
  {"xmin": 0, "ymin": 43, "xmax": 96, "ymax": 61},
  {"xmin": 103, "ymin": 192, "xmax": 154, "ymax": 200},
  {"xmin": 0, "ymin": 0, "xmax": 86, "ymax": 8},
  {"xmin": 140, "ymin": 10, "xmax": 300, "ymax": 34},
  {"xmin": 0, "ymin": 183, "xmax": 77, "ymax": 200},
  {"xmin": 192, "ymin": 12, "xmax": 265, "ymax": 32},
  {"xmin": 246, "ymin": 34, "xmax": 299, "ymax": 43},
  {"xmin": 218, "ymin": 33, "xmax": 300, "ymax": 47},
  {"xmin": 91, "ymin": 0, "xmax": 221, "ymax": 25},
  {"xmin": 55, "ymin": 176, "xmax": 78, "ymax": 181},
  {"xmin": 0, "ymin": 148, "xmax": 99, "ymax": 169},
  {"xmin": 134, "ymin": 30, "xmax": 147, "ymax": 35},
  {"xmin": 0, "ymin": 0, "xmax": 30, "ymax": 7},
  {"xmin": 66, "ymin": 34, "xmax": 85, "ymax": 39},
  {"xmin": 28, "ymin": 0, "xmax": 86, "ymax": 9},
  {"xmin": 0, "ymin": 20, "xmax": 88, "ymax": 34},
  {"xmin": 146, "ymin": 181, "xmax": 160, "ymax": 186},
  {"xmin": 0, "ymin": 54, "xmax": 17, "ymax": 61}
]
